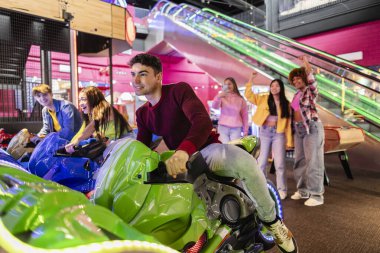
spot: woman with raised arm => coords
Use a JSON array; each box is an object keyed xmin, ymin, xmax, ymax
[
  {"xmin": 245, "ymin": 71, "xmax": 292, "ymax": 200},
  {"xmin": 65, "ymin": 86, "xmax": 133, "ymax": 153},
  {"xmin": 212, "ymin": 77, "xmax": 248, "ymax": 143},
  {"xmin": 288, "ymin": 56, "xmax": 325, "ymax": 207}
]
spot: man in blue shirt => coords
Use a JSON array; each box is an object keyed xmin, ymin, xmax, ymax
[{"xmin": 31, "ymin": 84, "xmax": 82, "ymax": 143}]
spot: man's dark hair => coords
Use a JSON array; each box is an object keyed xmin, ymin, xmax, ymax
[{"xmin": 129, "ymin": 53, "xmax": 162, "ymax": 75}]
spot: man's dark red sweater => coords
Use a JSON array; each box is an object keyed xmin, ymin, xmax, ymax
[{"xmin": 136, "ymin": 82, "xmax": 219, "ymax": 155}]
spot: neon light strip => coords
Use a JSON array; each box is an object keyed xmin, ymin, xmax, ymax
[
  {"xmin": 192, "ymin": 22, "xmax": 380, "ymax": 120},
  {"xmin": 202, "ymin": 8, "xmax": 380, "ymax": 79},
  {"xmin": 161, "ymin": 3, "xmax": 379, "ymax": 111},
  {"xmin": 170, "ymin": 6, "xmax": 380, "ymax": 125},
  {"xmin": 154, "ymin": 1, "xmax": 380, "ymax": 135},
  {"xmin": 267, "ymin": 182, "xmax": 283, "ymax": 220}
]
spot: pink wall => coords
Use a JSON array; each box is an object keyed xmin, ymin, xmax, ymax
[
  {"xmin": 101, "ymin": 53, "xmax": 220, "ymax": 109},
  {"xmin": 112, "ymin": 54, "xmax": 220, "ymax": 110},
  {"xmin": 296, "ymin": 20, "xmax": 380, "ymax": 67},
  {"xmin": 160, "ymin": 55, "xmax": 220, "ymax": 110},
  {"xmin": 25, "ymin": 46, "xmax": 220, "ymax": 110}
]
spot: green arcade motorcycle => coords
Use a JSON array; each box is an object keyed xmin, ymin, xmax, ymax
[
  {"xmin": 1, "ymin": 136, "xmax": 282, "ymax": 252},
  {"xmin": 93, "ymin": 137, "xmax": 282, "ymax": 253}
]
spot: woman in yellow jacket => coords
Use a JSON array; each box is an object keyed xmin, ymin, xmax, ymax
[{"xmin": 245, "ymin": 71, "xmax": 293, "ymax": 200}]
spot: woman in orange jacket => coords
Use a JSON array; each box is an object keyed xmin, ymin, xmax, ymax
[{"xmin": 245, "ymin": 71, "xmax": 293, "ymax": 200}]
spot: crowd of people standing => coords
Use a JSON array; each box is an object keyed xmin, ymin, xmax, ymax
[{"xmin": 212, "ymin": 55, "xmax": 325, "ymax": 207}]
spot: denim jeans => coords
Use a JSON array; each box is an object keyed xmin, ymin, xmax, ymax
[
  {"xmin": 258, "ymin": 126, "xmax": 287, "ymax": 193},
  {"xmin": 217, "ymin": 125, "xmax": 242, "ymax": 144},
  {"xmin": 201, "ymin": 143, "xmax": 276, "ymax": 223},
  {"xmin": 293, "ymin": 121, "xmax": 325, "ymax": 200}
]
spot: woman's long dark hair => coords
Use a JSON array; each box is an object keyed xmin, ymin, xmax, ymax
[
  {"xmin": 268, "ymin": 79, "xmax": 290, "ymax": 118},
  {"xmin": 80, "ymin": 86, "xmax": 132, "ymax": 139},
  {"xmin": 224, "ymin": 77, "xmax": 243, "ymax": 98}
]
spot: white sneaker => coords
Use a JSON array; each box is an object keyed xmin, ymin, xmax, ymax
[
  {"xmin": 304, "ymin": 197, "xmax": 324, "ymax": 207},
  {"xmin": 265, "ymin": 219, "xmax": 298, "ymax": 253},
  {"xmin": 279, "ymin": 191, "xmax": 287, "ymax": 200},
  {"xmin": 290, "ymin": 191, "xmax": 310, "ymax": 200}
]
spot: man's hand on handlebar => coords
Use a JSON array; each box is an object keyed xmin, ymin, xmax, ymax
[{"xmin": 165, "ymin": 150, "xmax": 189, "ymax": 179}]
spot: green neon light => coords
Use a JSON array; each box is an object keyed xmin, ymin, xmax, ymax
[
  {"xmin": 202, "ymin": 8, "xmax": 380, "ymax": 79},
  {"xmin": 191, "ymin": 22, "xmax": 380, "ymax": 123},
  {"xmin": 158, "ymin": 2, "xmax": 380, "ymax": 134},
  {"xmin": 172, "ymin": 4, "xmax": 187, "ymax": 18}
]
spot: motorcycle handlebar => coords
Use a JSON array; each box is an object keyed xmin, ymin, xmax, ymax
[{"xmin": 145, "ymin": 151, "xmax": 209, "ymax": 184}]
